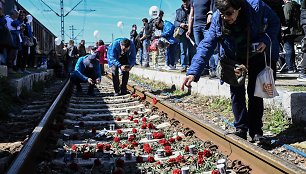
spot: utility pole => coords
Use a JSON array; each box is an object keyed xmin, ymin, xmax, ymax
[
  {"xmin": 40, "ymin": 0, "xmax": 95, "ymax": 41},
  {"xmin": 69, "ymin": 25, "xmax": 77, "ymax": 40}
]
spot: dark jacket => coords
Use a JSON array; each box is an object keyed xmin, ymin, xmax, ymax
[
  {"xmin": 174, "ymin": 4, "xmax": 190, "ymax": 31},
  {"xmin": 187, "ymin": 0, "xmax": 280, "ymax": 81},
  {"xmin": 283, "ymin": 0, "xmax": 302, "ymax": 36}
]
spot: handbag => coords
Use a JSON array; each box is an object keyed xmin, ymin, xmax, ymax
[
  {"xmin": 254, "ymin": 49, "xmax": 279, "ymax": 98},
  {"xmin": 23, "ymin": 36, "xmax": 34, "ymax": 47},
  {"xmin": 216, "ymin": 56, "xmax": 247, "ymax": 86},
  {"xmin": 173, "ymin": 27, "xmax": 185, "ymax": 40}
]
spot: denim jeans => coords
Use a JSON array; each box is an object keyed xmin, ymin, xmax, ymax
[
  {"xmin": 180, "ymin": 34, "xmax": 196, "ymax": 68},
  {"xmin": 283, "ymin": 35, "xmax": 296, "ymax": 70},
  {"xmin": 210, "ymin": 53, "xmax": 219, "ymax": 71},
  {"xmin": 139, "ymin": 46, "xmax": 143, "ymax": 66},
  {"xmin": 166, "ymin": 44, "xmax": 176, "ymax": 66},
  {"xmin": 193, "ymin": 25, "xmax": 206, "ymax": 46},
  {"xmin": 142, "ymin": 39, "xmax": 150, "ymax": 66}
]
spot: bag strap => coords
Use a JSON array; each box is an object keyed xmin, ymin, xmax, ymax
[{"xmin": 264, "ymin": 33, "xmax": 272, "ymax": 67}]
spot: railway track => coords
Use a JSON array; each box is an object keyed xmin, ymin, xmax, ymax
[{"xmin": 6, "ymin": 77, "xmax": 306, "ymax": 174}]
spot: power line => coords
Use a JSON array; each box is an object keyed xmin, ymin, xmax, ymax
[{"xmin": 40, "ymin": 0, "xmax": 95, "ymax": 41}]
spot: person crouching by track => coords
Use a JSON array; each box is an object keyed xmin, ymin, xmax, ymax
[
  {"xmin": 181, "ymin": 0, "xmax": 280, "ymax": 143},
  {"xmin": 70, "ymin": 52, "xmax": 101, "ymax": 96},
  {"xmin": 107, "ymin": 38, "xmax": 136, "ymax": 96}
]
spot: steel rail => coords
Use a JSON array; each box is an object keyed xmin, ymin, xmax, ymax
[
  {"xmin": 7, "ymin": 79, "xmax": 71, "ymax": 174},
  {"xmin": 127, "ymin": 84, "xmax": 305, "ymax": 174}
]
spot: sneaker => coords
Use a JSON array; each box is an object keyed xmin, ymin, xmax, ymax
[
  {"xmin": 144, "ymin": 64, "xmax": 150, "ymax": 68},
  {"xmin": 297, "ymin": 74, "xmax": 306, "ymax": 82},
  {"xmin": 165, "ymin": 65, "xmax": 176, "ymax": 70},
  {"xmin": 209, "ymin": 70, "xmax": 217, "ymax": 78},
  {"xmin": 114, "ymin": 92, "xmax": 120, "ymax": 96},
  {"xmin": 233, "ymin": 129, "xmax": 247, "ymax": 140}
]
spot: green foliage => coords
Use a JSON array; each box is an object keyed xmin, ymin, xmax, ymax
[
  {"xmin": 263, "ymin": 109, "xmax": 290, "ymax": 134},
  {"xmin": 286, "ymin": 86, "xmax": 306, "ymax": 92},
  {"xmin": 209, "ymin": 97, "xmax": 232, "ymax": 113},
  {"xmin": 0, "ymin": 77, "xmax": 14, "ymax": 119}
]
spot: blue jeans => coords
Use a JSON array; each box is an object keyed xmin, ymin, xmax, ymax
[
  {"xmin": 139, "ymin": 46, "xmax": 143, "ymax": 65},
  {"xmin": 166, "ymin": 44, "xmax": 176, "ymax": 66},
  {"xmin": 210, "ymin": 53, "xmax": 218, "ymax": 71},
  {"xmin": 180, "ymin": 34, "xmax": 196, "ymax": 68},
  {"xmin": 283, "ymin": 35, "xmax": 296, "ymax": 70},
  {"xmin": 193, "ymin": 25, "xmax": 206, "ymax": 46},
  {"xmin": 142, "ymin": 39, "xmax": 150, "ymax": 65}
]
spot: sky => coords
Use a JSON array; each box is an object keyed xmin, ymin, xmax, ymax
[{"xmin": 18, "ymin": 0, "xmax": 182, "ymax": 46}]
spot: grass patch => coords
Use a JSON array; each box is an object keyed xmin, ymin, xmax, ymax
[
  {"xmin": 286, "ymin": 86, "xmax": 306, "ymax": 92},
  {"xmin": 263, "ymin": 108, "xmax": 290, "ymax": 134},
  {"xmin": 130, "ymin": 74, "xmax": 168, "ymax": 91}
]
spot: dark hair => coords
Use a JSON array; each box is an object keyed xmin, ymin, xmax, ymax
[
  {"xmin": 98, "ymin": 40, "xmax": 104, "ymax": 46},
  {"xmin": 216, "ymin": 0, "xmax": 245, "ymax": 12},
  {"xmin": 154, "ymin": 17, "xmax": 163, "ymax": 30},
  {"xmin": 132, "ymin": 24, "xmax": 137, "ymax": 27},
  {"xmin": 120, "ymin": 39, "xmax": 130, "ymax": 47},
  {"xmin": 142, "ymin": 18, "xmax": 148, "ymax": 23}
]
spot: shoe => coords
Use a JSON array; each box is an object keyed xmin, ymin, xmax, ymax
[
  {"xmin": 209, "ymin": 70, "xmax": 217, "ymax": 78},
  {"xmin": 251, "ymin": 134, "xmax": 270, "ymax": 145},
  {"xmin": 120, "ymin": 90, "xmax": 130, "ymax": 95},
  {"xmin": 233, "ymin": 129, "xmax": 247, "ymax": 140},
  {"xmin": 179, "ymin": 67, "xmax": 187, "ymax": 72},
  {"xmin": 297, "ymin": 74, "xmax": 306, "ymax": 82},
  {"xmin": 165, "ymin": 65, "xmax": 176, "ymax": 70},
  {"xmin": 114, "ymin": 92, "xmax": 120, "ymax": 96},
  {"xmin": 144, "ymin": 64, "xmax": 150, "ymax": 68}
]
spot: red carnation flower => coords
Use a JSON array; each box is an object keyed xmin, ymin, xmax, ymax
[
  {"xmin": 132, "ymin": 93, "xmax": 138, "ymax": 98},
  {"xmin": 134, "ymin": 111, "xmax": 138, "ymax": 115},
  {"xmin": 116, "ymin": 129, "xmax": 123, "ymax": 134},
  {"xmin": 78, "ymin": 121, "xmax": 85, "ymax": 127},
  {"xmin": 176, "ymin": 136, "xmax": 182, "ymax": 141},
  {"xmin": 116, "ymin": 158, "xmax": 125, "ymax": 168},
  {"xmin": 96, "ymin": 143, "xmax": 104, "ymax": 151},
  {"xmin": 169, "ymin": 138, "xmax": 175, "ymax": 143},
  {"xmin": 211, "ymin": 170, "xmax": 220, "ymax": 174},
  {"xmin": 128, "ymin": 136, "xmax": 135, "ymax": 142},
  {"xmin": 197, "ymin": 157, "xmax": 204, "ymax": 165},
  {"xmin": 121, "ymin": 143, "xmax": 128, "ymax": 149},
  {"xmin": 113, "ymin": 137, "xmax": 120, "ymax": 143},
  {"xmin": 92, "ymin": 127, "xmax": 96, "ymax": 134},
  {"xmin": 153, "ymin": 132, "xmax": 165, "ymax": 139},
  {"xmin": 105, "ymin": 144, "xmax": 111, "ymax": 151},
  {"xmin": 147, "ymin": 156, "xmax": 155, "ymax": 163},
  {"xmin": 142, "ymin": 117, "xmax": 147, "ymax": 122},
  {"xmin": 176, "ymin": 155, "xmax": 185, "ymax": 163},
  {"xmin": 147, "ymin": 122, "xmax": 155, "ymax": 129},
  {"xmin": 131, "ymin": 141, "xmax": 138, "ymax": 147},
  {"xmin": 155, "ymin": 161, "xmax": 162, "ymax": 166},
  {"xmin": 133, "ymin": 119, "xmax": 139, "ymax": 124},
  {"xmin": 94, "ymin": 158, "xmax": 101, "ymax": 166},
  {"xmin": 140, "ymin": 96, "xmax": 145, "ymax": 100},
  {"xmin": 136, "ymin": 156, "xmax": 143, "ymax": 163},
  {"xmin": 173, "ymin": 169, "xmax": 181, "ymax": 174},
  {"xmin": 116, "ymin": 117, "xmax": 122, "ymax": 121},
  {"xmin": 184, "ymin": 145, "xmax": 189, "ymax": 152},
  {"xmin": 152, "ymin": 97, "xmax": 157, "ymax": 105},
  {"xmin": 168, "ymin": 158, "xmax": 176, "ymax": 163},
  {"xmin": 71, "ymin": 144, "xmax": 77, "ymax": 151},
  {"xmin": 141, "ymin": 123, "xmax": 147, "ymax": 129},
  {"xmin": 203, "ymin": 149, "xmax": 212, "ymax": 158},
  {"xmin": 128, "ymin": 115, "xmax": 133, "ymax": 121},
  {"xmin": 132, "ymin": 128, "xmax": 137, "ymax": 133}
]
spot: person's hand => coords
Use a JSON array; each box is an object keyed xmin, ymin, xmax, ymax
[
  {"xmin": 181, "ymin": 75, "xmax": 195, "ymax": 91},
  {"xmin": 256, "ymin": 42, "xmax": 266, "ymax": 53},
  {"xmin": 87, "ymin": 78, "xmax": 94, "ymax": 85},
  {"xmin": 96, "ymin": 78, "xmax": 101, "ymax": 84},
  {"xmin": 186, "ymin": 30, "xmax": 191, "ymax": 38},
  {"xmin": 120, "ymin": 65, "xmax": 131, "ymax": 71},
  {"xmin": 207, "ymin": 14, "xmax": 212, "ymax": 24}
]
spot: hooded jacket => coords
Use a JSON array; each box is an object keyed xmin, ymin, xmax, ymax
[
  {"xmin": 107, "ymin": 38, "xmax": 136, "ymax": 67},
  {"xmin": 74, "ymin": 54, "xmax": 101, "ymax": 82},
  {"xmin": 187, "ymin": 0, "xmax": 280, "ymax": 81},
  {"xmin": 161, "ymin": 20, "xmax": 178, "ymax": 44}
]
